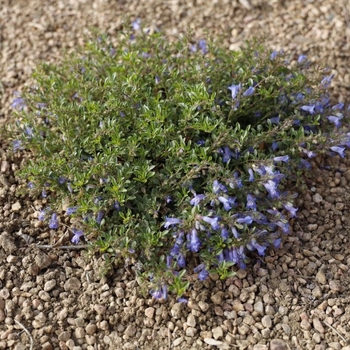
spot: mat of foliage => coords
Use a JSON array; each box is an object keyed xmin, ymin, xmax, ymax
[{"xmin": 8, "ymin": 26, "xmax": 350, "ymax": 298}]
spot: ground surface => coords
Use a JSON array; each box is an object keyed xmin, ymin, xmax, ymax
[{"xmin": 1, "ymin": 0, "xmax": 350, "ymax": 349}]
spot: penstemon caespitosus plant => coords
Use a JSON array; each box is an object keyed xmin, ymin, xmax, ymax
[{"xmin": 8, "ymin": 21, "xmax": 350, "ymax": 300}]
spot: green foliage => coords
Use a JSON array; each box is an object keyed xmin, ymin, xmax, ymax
[{"xmin": 8, "ymin": 25, "xmax": 350, "ymax": 300}]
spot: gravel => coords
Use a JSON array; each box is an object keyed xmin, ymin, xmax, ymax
[{"xmin": 1, "ymin": 0, "xmax": 350, "ymax": 349}]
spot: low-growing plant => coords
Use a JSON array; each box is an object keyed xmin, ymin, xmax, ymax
[{"xmin": 7, "ymin": 22, "xmax": 350, "ymax": 300}]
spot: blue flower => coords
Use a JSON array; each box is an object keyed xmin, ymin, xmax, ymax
[
  {"xmin": 96, "ymin": 210, "xmax": 104, "ymax": 224},
  {"xmin": 219, "ymin": 146, "xmax": 236, "ymax": 163},
  {"xmin": 177, "ymin": 252, "xmax": 186, "ymax": 267},
  {"xmin": 230, "ymin": 171, "xmax": 243, "ymax": 189},
  {"xmin": 114, "ymin": 201, "xmax": 121, "ymax": 210},
  {"xmin": 332, "ymin": 102, "xmax": 344, "ymax": 110},
  {"xmin": 300, "ymin": 105, "xmax": 316, "ymax": 114},
  {"xmin": 228, "ymin": 83, "xmax": 241, "ymax": 99},
  {"xmin": 270, "ymin": 50, "xmax": 278, "ymax": 60},
  {"xmin": 248, "ymin": 168, "xmax": 254, "ymax": 182},
  {"xmin": 236, "ymin": 216, "xmax": 253, "ymax": 225},
  {"xmin": 283, "ymin": 203, "xmax": 298, "ymax": 217},
  {"xmin": 212, "ymin": 180, "xmax": 227, "ymax": 194},
  {"xmin": 327, "ymin": 115, "xmax": 342, "ymax": 127},
  {"xmin": 263, "ymin": 180, "xmax": 280, "ymax": 198},
  {"xmin": 132, "ymin": 18, "xmax": 141, "ymax": 31},
  {"xmin": 198, "ymin": 39, "xmax": 208, "ymax": 54},
  {"xmin": 221, "ymin": 227, "xmax": 229, "ymax": 240},
  {"xmin": 194, "ymin": 263, "xmax": 209, "ymax": 281},
  {"xmin": 247, "ymin": 238, "xmax": 266, "ymax": 256},
  {"xmin": 330, "ymin": 146, "xmax": 345, "ymax": 157},
  {"xmin": 224, "ymin": 246, "xmax": 246, "ymax": 269},
  {"xmin": 150, "ymin": 288, "xmax": 162, "ymax": 299},
  {"xmin": 177, "ymin": 297, "xmax": 188, "ymax": 303},
  {"xmin": 189, "ymin": 228, "xmax": 201, "ymax": 252},
  {"xmin": 166, "ymin": 255, "xmax": 172, "ymax": 268},
  {"xmin": 66, "ymin": 206, "xmax": 78, "ymax": 215},
  {"xmin": 269, "ymin": 116, "xmax": 280, "ymax": 124},
  {"xmin": 196, "ymin": 140, "xmax": 205, "ymax": 146},
  {"xmin": 201, "ymin": 216, "xmax": 221, "ymax": 230},
  {"xmin": 299, "ymin": 159, "xmax": 311, "ymax": 169},
  {"xmin": 11, "ymin": 93, "xmax": 26, "ymax": 110},
  {"xmin": 164, "ymin": 217, "xmax": 182, "ymax": 228},
  {"xmin": 12, "ymin": 140, "xmax": 23, "ymax": 152},
  {"xmin": 231, "ymin": 227, "xmax": 240, "ymax": 239},
  {"xmin": 218, "ymin": 196, "xmax": 236, "ymax": 211},
  {"xmin": 49, "ymin": 213, "xmax": 59, "ymax": 229},
  {"xmin": 58, "ymin": 177, "xmax": 67, "ymax": 184},
  {"xmin": 190, "ymin": 194, "xmax": 206, "ymax": 206},
  {"xmin": 41, "ymin": 189, "xmax": 47, "ymax": 198},
  {"xmin": 38, "ymin": 209, "xmax": 47, "ymax": 221},
  {"xmin": 246, "ymin": 194, "xmax": 257, "ymax": 211},
  {"xmin": 297, "ymin": 54, "xmax": 307, "ymax": 64},
  {"xmin": 243, "ymin": 86, "xmax": 255, "ymax": 97},
  {"xmin": 198, "ymin": 268, "xmax": 209, "ymax": 281},
  {"xmin": 71, "ymin": 229, "xmax": 84, "ymax": 244},
  {"xmin": 320, "ymin": 74, "xmax": 334, "ymax": 88},
  {"xmin": 273, "ymin": 155, "xmax": 289, "ymax": 163}
]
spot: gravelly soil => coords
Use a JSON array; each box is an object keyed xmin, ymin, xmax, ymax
[{"xmin": 1, "ymin": 1, "xmax": 350, "ymax": 349}]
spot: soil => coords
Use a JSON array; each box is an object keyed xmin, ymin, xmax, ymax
[{"xmin": 1, "ymin": 0, "xmax": 350, "ymax": 349}]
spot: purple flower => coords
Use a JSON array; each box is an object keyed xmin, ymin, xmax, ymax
[
  {"xmin": 283, "ymin": 203, "xmax": 298, "ymax": 217},
  {"xmin": 177, "ymin": 252, "xmax": 186, "ymax": 267},
  {"xmin": 273, "ymin": 155, "xmax": 289, "ymax": 163},
  {"xmin": 246, "ymin": 194, "xmax": 257, "ymax": 211},
  {"xmin": 219, "ymin": 146, "xmax": 235, "ymax": 163},
  {"xmin": 190, "ymin": 194, "xmax": 206, "ymax": 206},
  {"xmin": 276, "ymin": 221, "xmax": 291, "ymax": 234},
  {"xmin": 330, "ymin": 146, "xmax": 345, "ymax": 157},
  {"xmin": 224, "ymin": 246, "xmax": 246, "ymax": 269},
  {"xmin": 38, "ymin": 209, "xmax": 47, "ymax": 221},
  {"xmin": 212, "ymin": 180, "xmax": 227, "ymax": 194},
  {"xmin": 230, "ymin": 172, "xmax": 243, "ymax": 189},
  {"xmin": 201, "ymin": 216, "xmax": 221, "ymax": 230},
  {"xmin": 71, "ymin": 229, "xmax": 84, "ymax": 244},
  {"xmin": 66, "ymin": 206, "xmax": 78, "ymax": 215},
  {"xmin": 114, "ymin": 201, "xmax": 121, "ymax": 210},
  {"xmin": 177, "ymin": 297, "xmax": 188, "ymax": 303},
  {"xmin": 248, "ymin": 168, "xmax": 254, "ymax": 182},
  {"xmin": 247, "ymin": 238, "xmax": 266, "ymax": 256},
  {"xmin": 273, "ymin": 238, "xmax": 282, "ymax": 248},
  {"xmin": 218, "ymin": 196, "xmax": 236, "ymax": 211},
  {"xmin": 270, "ymin": 51, "xmax": 278, "ymax": 60},
  {"xmin": 162, "ymin": 285, "xmax": 168, "ymax": 299},
  {"xmin": 150, "ymin": 288, "xmax": 162, "ymax": 299},
  {"xmin": 198, "ymin": 268, "xmax": 209, "ymax": 281},
  {"xmin": 11, "ymin": 93, "xmax": 26, "ymax": 110},
  {"xmin": 196, "ymin": 140, "xmax": 205, "ymax": 146},
  {"xmin": 28, "ymin": 181, "xmax": 35, "ymax": 189},
  {"xmin": 332, "ymin": 102, "xmax": 344, "ymax": 110},
  {"xmin": 231, "ymin": 227, "xmax": 240, "ymax": 239},
  {"xmin": 189, "ymin": 228, "xmax": 201, "ymax": 252},
  {"xmin": 236, "ymin": 216, "xmax": 253, "ymax": 225},
  {"xmin": 269, "ymin": 116, "xmax": 280, "ymax": 124},
  {"xmin": 12, "ymin": 140, "xmax": 23, "ymax": 152},
  {"xmin": 194, "ymin": 263, "xmax": 209, "ymax": 281},
  {"xmin": 299, "ymin": 159, "xmax": 311, "ymax": 169},
  {"xmin": 327, "ymin": 115, "xmax": 342, "ymax": 127},
  {"xmin": 166, "ymin": 255, "xmax": 172, "ymax": 268},
  {"xmin": 49, "ymin": 213, "xmax": 59, "ymax": 229},
  {"xmin": 228, "ymin": 83, "xmax": 241, "ymax": 99},
  {"xmin": 243, "ymin": 86, "xmax": 255, "ymax": 97},
  {"xmin": 96, "ymin": 210, "xmax": 104, "ymax": 224},
  {"xmin": 41, "ymin": 189, "xmax": 47, "ymax": 198},
  {"xmin": 263, "ymin": 180, "xmax": 279, "ymax": 198},
  {"xmin": 221, "ymin": 227, "xmax": 229, "ymax": 240},
  {"xmin": 198, "ymin": 39, "xmax": 208, "ymax": 54},
  {"xmin": 320, "ymin": 74, "xmax": 334, "ymax": 88},
  {"xmin": 58, "ymin": 177, "xmax": 67, "ymax": 184},
  {"xmin": 132, "ymin": 18, "xmax": 141, "ymax": 31},
  {"xmin": 164, "ymin": 217, "xmax": 182, "ymax": 229},
  {"xmin": 301, "ymin": 105, "xmax": 315, "ymax": 114},
  {"xmin": 297, "ymin": 54, "xmax": 307, "ymax": 64}
]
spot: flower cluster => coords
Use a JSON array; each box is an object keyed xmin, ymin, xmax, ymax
[{"xmin": 8, "ymin": 21, "xmax": 350, "ymax": 299}]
